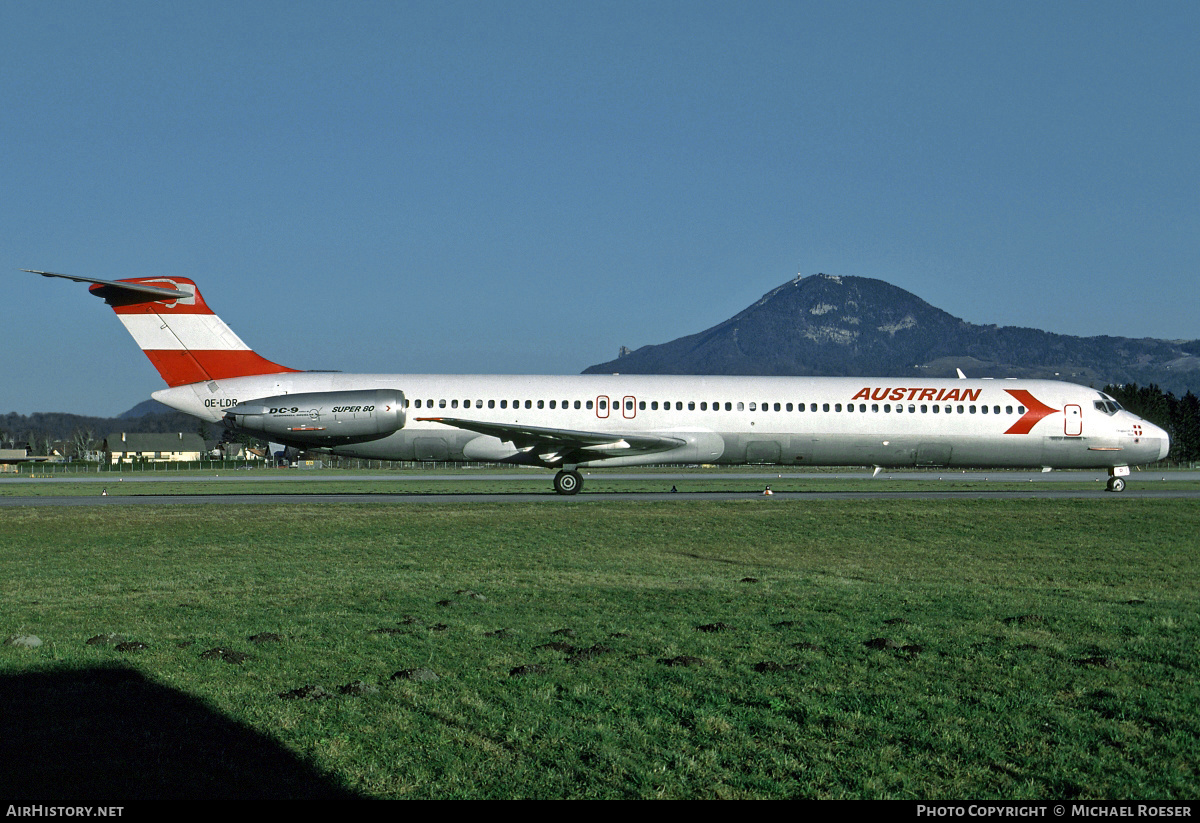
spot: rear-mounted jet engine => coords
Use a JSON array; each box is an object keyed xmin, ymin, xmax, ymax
[{"xmin": 224, "ymin": 389, "xmax": 406, "ymax": 446}]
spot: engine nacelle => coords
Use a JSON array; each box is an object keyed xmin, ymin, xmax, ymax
[{"xmin": 224, "ymin": 389, "xmax": 406, "ymax": 446}]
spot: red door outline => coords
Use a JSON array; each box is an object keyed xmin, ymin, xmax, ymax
[
  {"xmin": 596, "ymin": 395, "xmax": 610, "ymax": 419},
  {"xmin": 623, "ymin": 395, "xmax": 636, "ymax": 419},
  {"xmin": 1064, "ymin": 404, "xmax": 1082, "ymax": 436}
]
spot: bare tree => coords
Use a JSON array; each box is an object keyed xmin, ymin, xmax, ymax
[{"xmin": 70, "ymin": 427, "xmax": 98, "ymax": 461}]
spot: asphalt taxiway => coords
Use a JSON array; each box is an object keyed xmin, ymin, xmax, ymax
[{"xmin": 2, "ymin": 470, "xmax": 1198, "ymax": 506}]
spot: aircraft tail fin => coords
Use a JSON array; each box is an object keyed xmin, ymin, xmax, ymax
[{"xmin": 26, "ymin": 270, "xmax": 300, "ymax": 387}]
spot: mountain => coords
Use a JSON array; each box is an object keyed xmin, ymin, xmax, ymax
[
  {"xmin": 583, "ymin": 274, "xmax": 1200, "ymax": 396},
  {"xmin": 119, "ymin": 399, "xmax": 176, "ymax": 419}
]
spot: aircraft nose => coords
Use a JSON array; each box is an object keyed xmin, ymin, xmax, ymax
[
  {"xmin": 1154, "ymin": 423, "xmax": 1171, "ymax": 461},
  {"xmin": 1140, "ymin": 420, "xmax": 1171, "ymax": 461}
]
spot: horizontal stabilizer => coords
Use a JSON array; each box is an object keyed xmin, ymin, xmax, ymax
[{"xmin": 22, "ymin": 270, "xmax": 190, "ymax": 301}]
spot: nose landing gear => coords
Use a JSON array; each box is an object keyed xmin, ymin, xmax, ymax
[{"xmin": 1106, "ymin": 466, "xmax": 1129, "ymax": 493}]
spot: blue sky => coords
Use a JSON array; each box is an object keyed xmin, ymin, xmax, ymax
[{"xmin": 5, "ymin": 1, "xmax": 1197, "ymax": 416}]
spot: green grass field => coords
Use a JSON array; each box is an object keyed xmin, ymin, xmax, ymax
[{"xmin": 2, "ymin": 499, "xmax": 1197, "ymax": 798}]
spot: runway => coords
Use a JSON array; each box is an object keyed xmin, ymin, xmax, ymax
[
  {"xmin": 2, "ymin": 469, "xmax": 1198, "ymax": 506},
  {"xmin": 8, "ymin": 469, "xmax": 1200, "ymax": 485}
]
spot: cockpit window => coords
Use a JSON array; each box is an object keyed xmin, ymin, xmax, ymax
[{"xmin": 1093, "ymin": 399, "xmax": 1121, "ymax": 416}]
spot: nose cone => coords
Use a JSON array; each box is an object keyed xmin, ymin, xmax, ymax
[{"xmin": 1151, "ymin": 422, "xmax": 1171, "ymax": 461}]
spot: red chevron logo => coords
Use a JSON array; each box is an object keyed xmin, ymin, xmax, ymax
[{"xmin": 1004, "ymin": 389, "xmax": 1059, "ymax": 434}]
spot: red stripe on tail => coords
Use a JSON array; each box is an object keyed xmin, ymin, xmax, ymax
[{"xmin": 144, "ymin": 349, "xmax": 300, "ymax": 387}]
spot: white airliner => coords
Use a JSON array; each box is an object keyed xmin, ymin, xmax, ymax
[{"xmin": 29, "ymin": 270, "xmax": 1170, "ymax": 494}]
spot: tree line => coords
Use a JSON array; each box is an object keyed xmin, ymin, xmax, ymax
[{"xmin": 1, "ymin": 409, "xmax": 205, "ymax": 458}]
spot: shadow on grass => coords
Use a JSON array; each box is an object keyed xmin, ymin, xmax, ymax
[{"xmin": 0, "ymin": 663, "xmax": 360, "ymax": 800}]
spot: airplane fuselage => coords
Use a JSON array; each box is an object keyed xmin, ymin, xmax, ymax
[{"xmin": 156, "ymin": 372, "xmax": 1168, "ymax": 471}]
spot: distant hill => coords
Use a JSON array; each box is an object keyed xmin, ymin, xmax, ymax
[
  {"xmin": 584, "ymin": 273, "xmax": 1200, "ymax": 396},
  {"xmin": 119, "ymin": 399, "xmax": 176, "ymax": 419}
]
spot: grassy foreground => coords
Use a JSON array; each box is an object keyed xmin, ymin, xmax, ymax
[{"xmin": 1, "ymin": 499, "xmax": 1197, "ymax": 799}]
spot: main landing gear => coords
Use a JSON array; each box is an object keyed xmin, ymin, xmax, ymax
[{"xmin": 553, "ymin": 469, "xmax": 583, "ymax": 495}]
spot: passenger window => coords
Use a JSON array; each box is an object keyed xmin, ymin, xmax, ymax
[
  {"xmin": 639, "ymin": 401, "xmax": 646, "ymax": 410},
  {"xmin": 525, "ymin": 400, "xmax": 532, "ymax": 409},
  {"xmin": 1006, "ymin": 406, "xmax": 1013, "ymax": 414},
  {"xmin": 823, "ymin": 403, "xmax": 830, "ymax": 412},
  {"xmin": 700, "ymin": 402, "xmax": 707, "ymax": 411},
  {"xmin": 774, "ymin": 403, "xmax": 781, "ymax": 411},
  {"xmin": 725, "ymin": 402, "xmax": 732, "ymax": 411},
  {"xmin": 835, "ymin": 404, "xmax": 842, "ymax": 412},
  {"xmin": 549, "ymin": 400, "xmax": 556, "ymax": 409},
  {"xmin": 908, "ymin": 405, "xmax": 915, "ymax": 413},
  {"xmin": 538, "ymin": 400, "xmax": 545, "ymax": 409},
  {"xmin": 737, "ymin": 402, "xmax": 744, "ymax": 411},
  {"xmin": 932, "ymin": 405, "xmax": 939, "ymax": 414},
  {"xmin": 920, "ymin": 405, "xmax": 927, "ymax": 413},
  {"xmin": 586, "ymin": 400, "xmax": 593, "ymax": 410},
  {"xmin": 749, "ymin": 402, "xmax": 756, "ymax": 411},
  {"xmin": 488, "ymin": 400, "xmax": 495, "ymax": 409},
  {"xmin": 786, "ymin": 403, "xmax": 793, "ymax": 412},
  {"xmin": 688, "ymin": 402, "xmax": 695, "ymax": 411},
  {"xmin": 676, "ymin": 402, "xmax": 683, "ymax": 411},
  {"xmin": 969, "ymin": 406, "xmax": 976, "ymax": 414},
  {"xmin": 981, "ymin": 405, "xmax": 988, "ymax": 414},
  {"xmin": 993, "ymin": 406, "xmax": 1000, "ymax": 414},
  {"xmin": 574, "ymin": 400, "xmax": 581, "ymax": 409}
]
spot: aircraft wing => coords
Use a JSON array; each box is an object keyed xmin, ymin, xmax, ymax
[{"xmin": 415, "ymin": 416, "xmax": 686, "ymax": 461}]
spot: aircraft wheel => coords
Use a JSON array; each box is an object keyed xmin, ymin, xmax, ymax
[
  {"xmin": 1106, "ymin": 476, "xmax": 1126, "ymax": 493},
  {"xmin": 554, "ymin": 470, "xmax": 582, "ymax": 495}
]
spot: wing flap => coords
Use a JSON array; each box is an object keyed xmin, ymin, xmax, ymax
[{"xmin": 416, "ymin": 417, "xmax": 686, "ymax": 456}]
